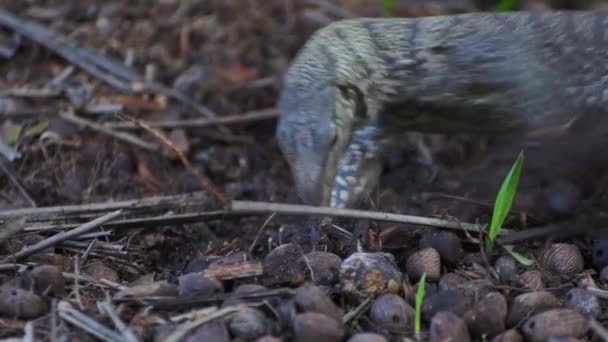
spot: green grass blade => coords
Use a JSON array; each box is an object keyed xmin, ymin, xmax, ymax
[
  {"xmin": 381, "ymin": 0, "xmax": 397, "ymax": 15},
  {"xmin": 503, "ymin": 245, "xmax": 535, "ymax": 266},
  {"xmin": 485, "ymin": 151, "xmax": 525, "ymax": 254},
  {"xmin": 496, "ymin": 0, "xmax": 518, "ymax": 12},
  {"xmin": 415, "ymin": 273, "xmax": 427, "ymax": 338}
]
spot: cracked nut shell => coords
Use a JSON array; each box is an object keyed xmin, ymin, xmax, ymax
[
  {"xmin": 564, "ymin": 287, "xmax": 601, "ymax": 318},
  {"xmin": 340, "ymin": 252, "xmax": 402, "ymax": 299}
]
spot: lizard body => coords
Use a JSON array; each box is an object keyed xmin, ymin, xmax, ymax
[{"xmin": 275, "ymin": 11, "xmax": 608, "ymax": 208}]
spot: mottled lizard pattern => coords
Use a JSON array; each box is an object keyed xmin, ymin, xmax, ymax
[{"xmin": 275, "ymin": 11, "xmax": 608, "ymax": 208}]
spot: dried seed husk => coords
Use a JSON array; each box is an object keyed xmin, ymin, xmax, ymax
[
  {"xmin": 540, "ymin": 243, "xmax": 584, "ymax": 276},
  {"xmin": 519, "ymin": 270, "xmax": 545, "ymax": 290},
  {"xmin": 419, "ymin": 230, "xmax": 462, "ymax": 265},
  {"xmin": 406, "ymin": 247, "xmax": 441, "ymax": 281}
]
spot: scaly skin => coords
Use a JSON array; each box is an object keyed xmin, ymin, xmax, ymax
[{"xmin": 275, "ymin": 11, "xmax": 608, "ymax": 208}]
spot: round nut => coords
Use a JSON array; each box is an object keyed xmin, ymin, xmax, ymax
[
  {"xmin": 422, "ymin": 289, "xmax": 472, "ymax": 321},
  {"xmin": 340, "ymin": 252, "xmax": 402, "ymax": 299},
  {"xmin": 293, "ymin": 312, "xmax": 344, "ymax": 342},
  {"xmin": 540, "ymin": 243, "xmax": 583, "ymax": 276},
  {"xmin": 0, "ymin": 285, "xmax": 48, "ymax": 319},
  {"xmin": 30, "ymin": 264, "xmax": 65, "ymax": 297},
  {"xmin": 295, "ymin": 283, "xmax": 343, "ymax": 322},
  {"xmin": 463, "ymin": 292, "xmax": 507, "ymax": 338},
  {"xmin": 406, "ymin": 248, "xmax": 441, "ymax": 281},
  {"xmin": 347, "ymin": 333, "xmax": 387, "ymax": 342},
  {"xmin": 228, "ymin": 307, "xmax": 273, "ymax": 341},
  {"xmin": 522, "ymin": 309, "xmax": 588, "ymax": 342},
  {"xmin": 507, "ymin": 291, "xmax": 559, "ymax": 327},
  {"xmin": 263, "ymin": 243, "xmax": 306, "ymax": 286},
  {"xmin": 295, "ymin": 252, "xmax": 342, "ymax": 286},
  {"xmin": 438, "ymin": 273, "xmax": 467, "ymax": 292},
  {"xmin": 430, "ymin": 311, "xmax": 470, "ymax": 342},
  {"xmin": 178, "ymin": 273, "xmax": 224, "ymax": 297},
  {"xmin": 495, "ymin": 256, "xmax": 518, "ymax": 284},
  {"xmin": 370, "ymin": 294, "xmax": 415, "ymax": 333},
  {"xmin": 419, "ymin": 230, "xmax": 462, "ymax": 265},
  {"xmin": 491, "ymin": 329, "xmax": 523, "ymax": 342}
]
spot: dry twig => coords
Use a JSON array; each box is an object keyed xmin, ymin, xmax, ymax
[
  {"xmin": 106, "ymin": 107, "xmax": 277, "ymax": 130},
  {"xmin": 1, "ymin": 210, "xmax": 122, "ymax": 263},
  {"xmin": 60, "ymin": 111, "xmax": 158, "ymax": 151},
  {"xmin": 230, "ymin": 200, "xmax": 510, "ymax": 235}
]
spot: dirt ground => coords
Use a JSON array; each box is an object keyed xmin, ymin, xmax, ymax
[{"xmin": 1, "ymin": 0, "xmax": 608, "ymax": 341}]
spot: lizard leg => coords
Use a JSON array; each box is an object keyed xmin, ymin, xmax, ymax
[{"xmin": 330, "ymin": 124, "xmax": 384, "ymax": 209}]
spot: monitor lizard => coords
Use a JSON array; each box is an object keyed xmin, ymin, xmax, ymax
[{"xmin": 275, "ymin": 11, "xmax": 608, "ymax": 209}]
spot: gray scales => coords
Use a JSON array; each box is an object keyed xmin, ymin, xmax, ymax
[{"xmin": 275, "ymin": 11, "xmax": 608, "ymax": 209}]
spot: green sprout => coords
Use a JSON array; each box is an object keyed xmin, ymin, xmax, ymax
[
  {"xmin": 414, "ymin": 272, "xmax": 427, "ymax": 339},
  {"xmin": 380, "ymin": 0, "xmax": 397, "ymax": 15},
  {"xmin": 485, "ymin": 151, "xmax": 524, "ymax": 255},
  {"xmin": 496, "ymin": 0, "xmax": 518, "ymax": 12}
]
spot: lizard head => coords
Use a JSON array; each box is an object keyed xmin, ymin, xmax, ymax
[{"xmin": 276, "ymin": 81, "xmax": 369, "ymax": 206}]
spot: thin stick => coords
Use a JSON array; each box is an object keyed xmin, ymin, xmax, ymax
[
  {"xmin": 105, "ymin": 108, "xmax": 278, "ymax": 130},
  {"xmin": 230, "ymin": 201, "xmax": 511, "ymax": 235},
  {"xmin": 1, "ymin": 210, "xmax": 122, "ymax": 262},
  {"xmin": 164, "ymin": 306, "xmax": 241, "ymax": 342},
  {"xmin": 58, "ymin": 301, "xmax": 123, "ymax": 342},
  {"xmin": 98, "ymin": 301, "xmax": 139, "ymax": 342},
  {"xmin": 60, "ymin": 111, "xmax": 158, "ymax": 151},
  {"xmin": 0, "ymin": 157, "xmax": 36, "ymax": 207},
  {"xmin": 589, "ymin": 318, "xmax": 608, "ymax": 342},
  {"xmin": 248, "ymin": 213, "xmax": 277, "ymax": 254},
  {"xmin": 23, "ymin": 210, "xmax": 231, "ymax": 232},
  {"xmin": 0, "ymin": 192, "xmax": 207, "ymax": 219}
]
